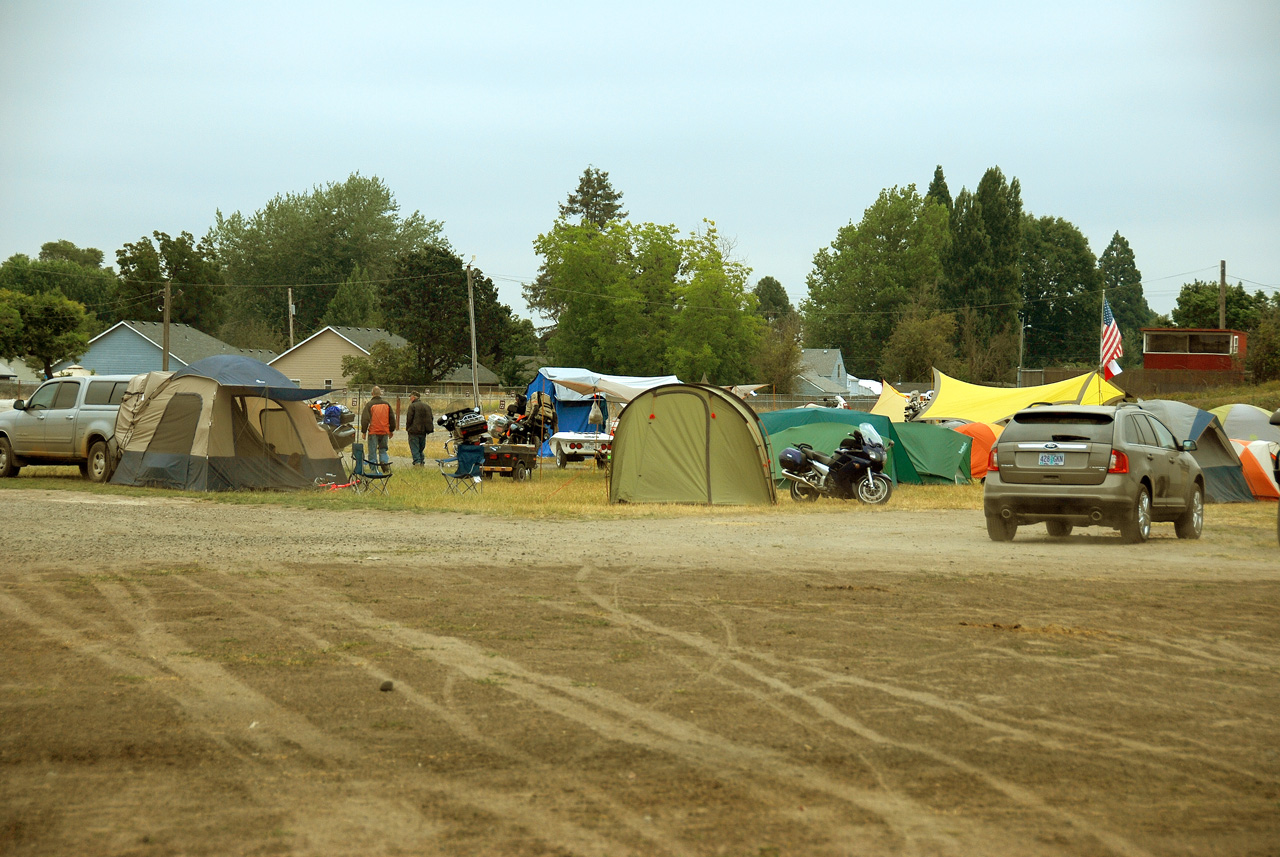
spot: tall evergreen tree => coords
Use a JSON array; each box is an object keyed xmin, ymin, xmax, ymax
[
  {"xmin": 925, "ymin": 165, "xmax": 951, "ymax": 211},
  {"xmin": 942, "ymin": 167, "xmax": 1023, "ymax": 381},
  {"xmin": 752, "ymin": 276, "xmax": 795, "ymax": 322},
  {"xmin": 1097, "ymin": 232, "xmax": 1153, "ymax": 367},
  {"xmin": 320, "ymin": 265, "xmax": 380, "ymax": 328},
  {"xmin": 558, "ymin": 165, "xmax": 628, "ymax": 228},
  {"xmin": 1019, "ymin": 215, "xmax": 1101, "ymax": 366}
]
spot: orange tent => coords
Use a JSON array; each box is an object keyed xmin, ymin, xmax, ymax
[
  {"xmin": 1229, "ymin": 439, "xmax": 1280, "ymax": 500},
  {"xmin": 952, "ymin": 422, "xmax": 1003, "ymax": 480}
]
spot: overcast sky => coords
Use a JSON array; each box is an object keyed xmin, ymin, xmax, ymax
[{"xmin": 3, "ymin": 1, "xmax": 1277, "ymax": 325}]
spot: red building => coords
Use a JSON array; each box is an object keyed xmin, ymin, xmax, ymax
[{"xmin": 1141, "ymin": 328, "xmax": 1247, "ymax": 371}]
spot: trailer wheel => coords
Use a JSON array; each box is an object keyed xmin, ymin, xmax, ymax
[{"xmin": 513, "ymin": 461, "xmax": 528, "ymax": 481}]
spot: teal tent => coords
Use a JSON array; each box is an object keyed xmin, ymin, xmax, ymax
[
  {"xmin": 757, "ymin": 408, "xmax": 972, "ymax": 486},
  {"xmin": 892, "ymin": 422, "xmax": 973, "ymax": 484}
]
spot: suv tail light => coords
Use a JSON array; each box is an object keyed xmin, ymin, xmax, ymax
[
  {"xmin": 987, "ymin": 448, "xmax": 999, "ymax": 472},
  {"xmin": 1108, "ymin": 450, "xmax": 1129, "ymax": 474}
]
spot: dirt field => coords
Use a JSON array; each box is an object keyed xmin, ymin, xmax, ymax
[{"xmin": 1, "ymin": 487, "xmax": 1277, "ymax": 857}]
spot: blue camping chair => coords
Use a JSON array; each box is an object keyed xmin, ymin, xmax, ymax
[
  {"xmin": 350, "ymin": 441, "xmax": 394, "ymax": 495},
  {"xmin": 437, "ymin": 442, "xmax": 485, "ymax": 496}
]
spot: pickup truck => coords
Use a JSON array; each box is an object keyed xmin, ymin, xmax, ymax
[{"xmin": 0, "ymin": 374, "xmax": 135, "ymax": 482}]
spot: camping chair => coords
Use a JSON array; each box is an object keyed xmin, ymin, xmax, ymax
[
  {"xmin": 350, "ymin": 441, "xmax": 394, "ymax": 495},
  {"xmin": 437, "ymin": 442, "xmax": 485, "ymax": 496}
]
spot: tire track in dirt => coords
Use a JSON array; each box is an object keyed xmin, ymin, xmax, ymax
[
  {"xmin": 200, "ymin": 568, "xmax": 1108, "ymax": 857},
  {"xmin": 0, "ymin": 578, "xmax": 650, "ymax": 857},
  {"xmin": 573, "ymin": 567, "xmax": 1157, "ymax": 857},
  {"xmin": 172, "ymin": 574, "xmax": 700, "ymax": 857}
]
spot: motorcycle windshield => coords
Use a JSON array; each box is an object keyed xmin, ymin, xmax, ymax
[{"xmin": 859, "ymin": 423, "xmax": 884, "ymax": 446}]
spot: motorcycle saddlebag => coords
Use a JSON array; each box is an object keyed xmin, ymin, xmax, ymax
[{"xmin": 778, "ymin": 447, "xmax": 811, "ymax": 473}]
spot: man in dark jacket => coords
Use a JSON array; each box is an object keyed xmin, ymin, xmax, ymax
[
  {"xmin": 361, "ymin": 386, "xmax": 397, "ymax": 472},
  {"xmin": 404, "ymin": 391, "xmax": 434, "ymax": 466}
]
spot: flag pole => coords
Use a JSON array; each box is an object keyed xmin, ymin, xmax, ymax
[{"xmin": 1099, "ymin": 288, "xmax": 1106, "ymax": 378}]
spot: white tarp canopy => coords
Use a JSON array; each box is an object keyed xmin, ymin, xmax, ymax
[{"xmin": 536, "ymin": 368, "xmax": 681, "ymax": 403}]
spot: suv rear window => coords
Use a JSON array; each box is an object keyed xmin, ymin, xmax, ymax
[{"xmin": 1002, "ymin": 411, "xmax": 1115, "ymax": 443}]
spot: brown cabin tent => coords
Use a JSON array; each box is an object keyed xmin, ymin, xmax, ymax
[
  {"xmin": 608, "ymin": 383, "xmax": 776, "ymax": 505},
  {"xmin": 109, "ymin": 355, "xmax": 340, "ymax": 491}
]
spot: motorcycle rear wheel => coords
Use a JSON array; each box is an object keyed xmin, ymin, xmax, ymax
[
  {"xmin": 789, "ymin": 481, "xmax": 820, "ymax": 502},
  {"xmin": 855, "ymin": 474, "xmax": 893, "ymax": 505}
]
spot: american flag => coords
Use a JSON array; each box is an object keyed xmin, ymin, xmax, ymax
[{"xmin": 1101, "ymin": 299, "xmax": 1124, "ymax": 380}]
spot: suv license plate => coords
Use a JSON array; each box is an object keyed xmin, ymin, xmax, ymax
[{"xmin": 1039, "ymin": 452, "xmax": 1065, "ymax": 466}]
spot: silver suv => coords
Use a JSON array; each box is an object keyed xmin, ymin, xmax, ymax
[{"xmin": 983, "ymin": 404, "xmax": 1204, "ymax": 543}]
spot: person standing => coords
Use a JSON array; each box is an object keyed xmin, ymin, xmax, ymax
[
  {"xmin": 361, "ymin": 386, "xmax": 397, "ymax": 472},
  {"xmin": 405, "ymin": 391, "xmax": 434, "ymax": 466}
]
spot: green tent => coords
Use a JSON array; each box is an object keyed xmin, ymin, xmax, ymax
[
  {"xmin": 609, "ymin": 384, "xmax": 776, "ymax": 505},
  {"xmin": 757, "ymin": 409, "xmax": 913, "ymax": 483},
  {"xmin": 892, "ymin": 421, "xmax": 973, "ymax": 485},
  {"xmin": 757, "ymin": 408, "xmax": 972, "ymax": 486}
]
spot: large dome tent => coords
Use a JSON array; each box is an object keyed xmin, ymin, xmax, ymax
[{"xmin": 110, "ymin": 355, "xmax": 340, "ymax": 491}]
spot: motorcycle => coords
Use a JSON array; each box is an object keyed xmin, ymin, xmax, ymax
[{"xmin": 777, "ymin": 422, "xmax": 894, "ymax": 504}]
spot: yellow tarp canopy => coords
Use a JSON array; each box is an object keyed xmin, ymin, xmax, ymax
[
  {"xmin": 870, "ymin": 381, "xmax": 910, "ymax": 421},
  {"xmin": 916, "ymin": 370, "xmax": 1126, "ymax": 425}
]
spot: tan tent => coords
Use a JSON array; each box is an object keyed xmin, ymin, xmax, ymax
[
  {"xmin": 110, "ymin": 355, "xmax": 341, "ymax": 491},
  {"xmin": 609, "ymin": 384, "xmax": 776, "ymax": 505}
]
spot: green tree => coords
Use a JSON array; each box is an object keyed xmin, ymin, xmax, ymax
[
  {"xmin": 664, "ymin": 223, "xmax": 763, "ymax": 384},
  {"xmin": 115, "ymin": 231, "xmax": 225, "ymax": 331},
  {"xmin": 535, "ymin": 220, "xmax": 680, "ymax": 373},
  {"xmin": 0, "ymin": 289, "xmax": 91, "ymax": 378},
  {"xmin": 211, "ymin": 173, "xmax": 445, "ymax": 336},
  {"xmin": 1246, "ymin": 296, "xmax": 1280, "ymax": 382},
  {"xmin": 39, "ymin": 240, "xmax": 105, "ymax": 269},
  {"xmin": 925, "ymin": 164, "xmax": 951, "ymax": 211},
  {"xmin": 752, "ymin": 276, "xmax": 795, "ymax": 322},
  {"xmin": 1170, "ymin": 280, "xmax": 1267, "ymax": 331},
  {"xmin": 942, "ymin": 167, "xmax": 1024, "ymax": 381},
  {"xmin": 802, "ymin": 185, "xmax": 950, "ymax": 377},
  {"xmin": 320, "ymin": 265, "xmax": 380, "ymax": 328},
  {"xmin": 0, "ymin": 253, "xmax": 117, "ymax": 327},
  {"xmin": 1019, "ymin": 214, "xmax": 1101, "ymax": 368},
  {"xmin": 340, "ymin": 340, "xmax": 416, "ymax": 387},
  {"xmin": 558, "ymin": 165, "xmax": 628, "ymax": 228},
  {"xmin": 754, "ymin": 313, "xmax": 802, "ymax": 394},
  {"xmin": 1097, "ymin": 232, "xmax": 1153, "ymax": 368},
  {"xmin": 379, "ymin": 247, "xmax": 518, "ymax": 384},
  {"xmin": 879, "ymin": 306, "xmax": 957, "ymax": 381}
]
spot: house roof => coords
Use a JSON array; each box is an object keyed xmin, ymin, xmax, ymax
[
  {"xmin": 800, "ymin": 348, "xmax": 845, "ymax": 378},
  {"xmin": 270, "ymin": 325, "xmax": 409, "ymax": 362},
  {"xmin": 796, "ymin": 373, "xmax": 851, "ymax": 395},
  {"xmin": 96, "ymin": 321, "xmax": 276, "ymax": 364},
  {"xmin": 442, "ymin": 361, "xmax": 501, "ymax": 385}
]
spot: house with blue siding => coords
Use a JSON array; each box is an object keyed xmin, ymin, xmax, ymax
[{"xmin": 53, "ymin": 321, "xmax": 275, "ymax": 377}]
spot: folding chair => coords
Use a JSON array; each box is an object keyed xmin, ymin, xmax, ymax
[
  {"xmin": 437, "ymin": 442, "xmax": 485, "ymax": 496},
  {"xmin": 350, "ymin": 441, "xmax": 394, "ymax": 495}
]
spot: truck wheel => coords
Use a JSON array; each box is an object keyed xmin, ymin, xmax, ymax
[{"xmin": 0, "ymin": 437, "xmax": 19, "ymax": 477}]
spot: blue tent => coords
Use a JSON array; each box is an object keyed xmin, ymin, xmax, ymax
[{"xmin": 525, "ymin": 368, "xmax": 680, "ymax": 457}]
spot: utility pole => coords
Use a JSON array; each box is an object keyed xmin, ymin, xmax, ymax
[
  {"xmin": 287, "ymin": 287, "xmax": 296, "ymax": 349},
  {"xmin": 162, "ymin": 280, "xmax": 171, "ymax": 371},
  {"xmin": 1219, "ymin": 260, "xmax": 1227, "ymax": 329},
  {"xmin": 466, "ymin": 261, "xmax": 480, "ymax": 409}
]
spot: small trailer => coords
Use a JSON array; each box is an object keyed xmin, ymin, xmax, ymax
[
  {"xmin": 480, "ymin": 443, "xmax": 538, "ymax": 480},
  {"xmin": 549, "ymin": 431, "xmax": 613, "ymax": 469}
]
